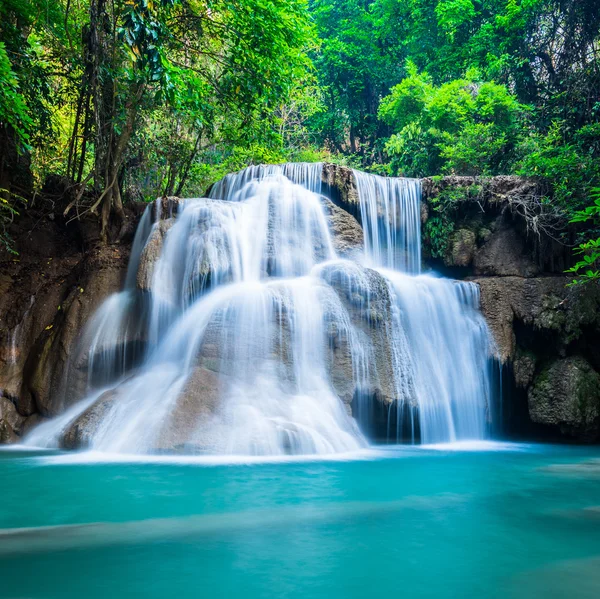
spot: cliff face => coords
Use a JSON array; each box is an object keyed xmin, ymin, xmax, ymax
[
  {"xmin": 1, "ymin": 166, "xmax": 598, "ymax": 444},
  {"xmin": 0, "ymin": 193, "xmax": 142, "ymax": 441},
  {"xmin": 420, "ymin": 175, "xmax": 600, "ymax": 442},
  {"xmin": 322, "ymin": 165, "xmax": 600, "ymax": 442}
]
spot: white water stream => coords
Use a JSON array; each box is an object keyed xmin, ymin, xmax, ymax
[{"xmin": 26, "ymin": 163, "xmax": 497, "ymax": 454}]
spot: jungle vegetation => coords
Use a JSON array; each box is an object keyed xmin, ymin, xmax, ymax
[{"xmin": 0, "ymin": 0, "xmax": 599, "ymax": 278}]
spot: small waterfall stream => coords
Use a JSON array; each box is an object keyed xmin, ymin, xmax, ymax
[{"xmin": 26, "ymin": 163, "xmax": 498, "ymax": 454}]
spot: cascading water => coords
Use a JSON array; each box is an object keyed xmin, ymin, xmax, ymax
[
  {"xmin": 353, "ymin": 171, "xmax": 421, "ymax": 273},
  {"xmin": 349, "ymin": 170, "xmax": 495, "ymax": 443},
  {"xmin": 26, "ymin": 163, "xmax": 498, "ymax": 454}
]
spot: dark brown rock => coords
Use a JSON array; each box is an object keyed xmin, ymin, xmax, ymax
[
  {"xmin": 0, "ymin": 396, "xmax": 26, "ymax": 442},
  {"xmin": 474, "ymin": 276, "xmax": 600, "ymax": 363},
  {"xmin": 528, "ymin": 357, "xmax": 600, "ymax": 441},
  {"xmin": 473, "ymin": 219, "xmax": 540, "ymax": 277},
  {"xmin": 24, "ymin": 244, "xmax": 130, "ymax": 416},
  {"xmin": 321, "ymin": 163, "xmax": 360, "ymax": 214},
  {"xmin": 513, "ymin": 350, "xmax": 537, "ymax": 389}
]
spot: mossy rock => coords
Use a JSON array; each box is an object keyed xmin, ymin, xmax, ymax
[
  {"xmin": 444, "ymin": 228, "xmax": 476, "ymax": 267},
  {"xmin": 528, "ymin": 356, "xmax": 600, "ymax": 442}
]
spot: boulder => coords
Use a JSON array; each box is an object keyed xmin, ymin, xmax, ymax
[
  {"xmin": 320, "ymin": 262, "xmax": 398, "ymax": 408},
  {"xmin": 528, "ymin": 357, "xmax": 600, "ymax": 441},
  {"xmin": 136, "ymin": 218, "xmax": 175, "ymax": 290},
  {"xmin": 321, "ymin": 163, "xmax": 360, "ymax": 214},
  {"xmin": 473, "ymin": 219, "xmax": 540, "ymax": 277},
  {"xmin": 0, "ymin": 396, "xmax": 26, "ymax": 442},
  {"xmin": 61, "ymin": 389, "xmax": 117, "ymax": 450},
  {"xmin": 155, "ymin": 367, "xmax": 227, "ymax": 452},
  {"xmin": 445, "ymin": 229, "xmax": 476, "ymax": 267},
  {"xmin": 513, "ymin": 350, "xmax": 536, "ymax": 389},
  {"xmin": 321, "ymin": 198, "xmax": 364, "ymax": 257},
  {"xmin": 61, "ymin": 367, "xmax": 229, "ymax": 452}
]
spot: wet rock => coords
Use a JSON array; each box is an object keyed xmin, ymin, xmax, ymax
[
  {"xmin": 25, "ymin": 244, "xmax": 130, "ymax": 417},
  {"xmin": 136, "ymin": 218, "xmax": 175, "ymax": 290},
  {"xmin": 474, "ymin": 276, "xmax": 600, "ymax": 363},
  {"xmin": 155, "ymin": 367, "xmax": 227, "ymax": 452},
  {"xmin": 60, "ymin": 368, "xmax": 229, "ymax": 452},
  {"xmin": 321, "ymin": 198, "xmax": 364, "ymax": 257},
  {"xmin": 513, "ymin": 350, "xmax": 536, "ymax": 389},
  {"xmin": 445, "ymin": 229, "xmax": 476, "ymax": 267},
  {"xmin": 0, "ymin": 396, "xmax": 26, "ymax": 442},
  {"xmin": 61, "ymin": 390, "xmax": 118, "ymax": 449},
  {"xmin": 0, "ymin": 420, "xmax": 18, "ymax": 443},
  {"xmin": 528, "ymin": 357, "xmax": 600, "ymax": 441},
  {"xmin": 321, "ymin": 163, "xmax": 360, "ymax": 213},
  {"xmin": 473, "ymin": 220, "xmax": 540, "ymax": 277},
  {"xmin": 21, "ymin": 413, "xmax": 47, "ymax": 436},
  {"xmin": 320, "ymin": 262, "xmax": 398, "ymax": 408},
  {"xmin": 159, "ymin": 196, "xmax": 183, "ymax": 218}
]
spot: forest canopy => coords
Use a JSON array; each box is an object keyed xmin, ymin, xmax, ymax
[{"xmin": 0, "ymin": 0, "xmax": 599, "ymax": 274}]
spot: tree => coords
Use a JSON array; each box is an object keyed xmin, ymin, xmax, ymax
[
  {"xmin": 379, "ymin": 63, "xmax": 527, "ymax": 176},
  {"xmin": 59, "ymin": 0, "xmax": 315, "ymax": 239}
]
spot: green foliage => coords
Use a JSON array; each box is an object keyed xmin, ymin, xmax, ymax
[
  {"xmin": 424, "ymin": 214, "xmax": 455, "ymax": 259},
  {"xmin": 435, "ymin": 0, "xmax": 476, "ymax": 42},
  {"xmin": 0, "ymin": 0, "xmax": 318, "ymax": 238},
  {"xmin": 422, "ymin": 184, "xmax": 482, "ymax": 258},
  {"xmin": 0, "ymin": 0, "xmax": 61, "ymax": 146},
  {"xmin": 0, "ymin": 0, "xmax": 599, "ymax": 275},
  {"xmin": 516, "ymin": 122, "xmax": 600, "ymax": 215},
  {"xmin": 0, "ymin": 42, "xmax": 32, "ymax": 149},
  {"xmin": 309, "ymin": 0, "xmax": 405, "ymax": 158},
  {"xmin": 0, "ymin": 188, "xmax": 25, "ymax": 253},
  {"xmin": 380, "ymin": 64, "xmax": 527, "ymax": 176},
  {"xmin": 566, "ymin": 189, "xmax": 600, "ymax": 286}
]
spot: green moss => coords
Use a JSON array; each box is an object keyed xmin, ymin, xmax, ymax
[{"xmin": 424, "ymin": 182, "xmax": 487, "ymax": 259}]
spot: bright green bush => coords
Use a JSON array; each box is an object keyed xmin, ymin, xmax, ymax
[
  {"xmin": 379, "ymin": 63, "xmax": 527, "ymax": 177},
  {"xmin": 566, "ymin": 189, "xmax": 600, "ymax": 285}
]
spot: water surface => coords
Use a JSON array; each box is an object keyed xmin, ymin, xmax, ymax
[{"xmin": 1, "ymin": 443, "xmax": 599, "ymax": 598}]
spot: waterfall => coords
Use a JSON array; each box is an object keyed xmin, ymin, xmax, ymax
[
  {"xmin": 25, "ymin": 163, "xmax": 497, "ymax": 454},
  {"xmin": 353, "ymin": 171, "xmax": 421, "ymax": 273},
  {"xmin": 351, "ymin": 168, "xmax": 495, "ymax": 443}
]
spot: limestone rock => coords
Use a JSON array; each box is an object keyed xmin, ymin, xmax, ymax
[
  {"xmin": 155, "ymin": 367, "xmax": 227, "ymax": 452},
  {"xmin": 513, "ymin": 351, "xmax": 536, "ymax": 389},
  {"xmin": 21, "ymin": 413, "xmax": 47, "ymax": 436},
  {"xmin": 473, "ymin": 220, "xmax": 540, "ymax": 277},
  {"xmin": 0, "ymin": 420, "xmax": 18, "ymax": 443},
  {"xmin": 61, "ymin": 390, "xmax": 118, "ymax": 449},
  {"xmin": 445, "ymin": 229, "xmax": 476, "ymax": 267},
  {"xmin": 0, "ymin": 396, "xmax": 26, "ymax": 442},
  {"xmin": 60, "ymin": 368, "xmax": 228, "ymax": 452},
  {"xmin": 136, "ymin": 218, "xmax": 174, "ymax": 290},
  {"xmin": 474, "ymin": 276, "xmax": 600, "ymax": 363},
  {"xmin": 528, "ymin": 357, "xmax": 600, "ymax": 441},
  {"xmin": 320, "ymin": 262, "xmax": 398, "ymax": 407},
  {"xmin": 321, "ymin": 198, "xmax": 364, "ymax": 257},
  {"xmin": 25, "ymin": 244, "xmax": 130, "ymax": 417},
  {"xmin": 321, "ymin": 163, "xmax": 360, "ymax": 213}
]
